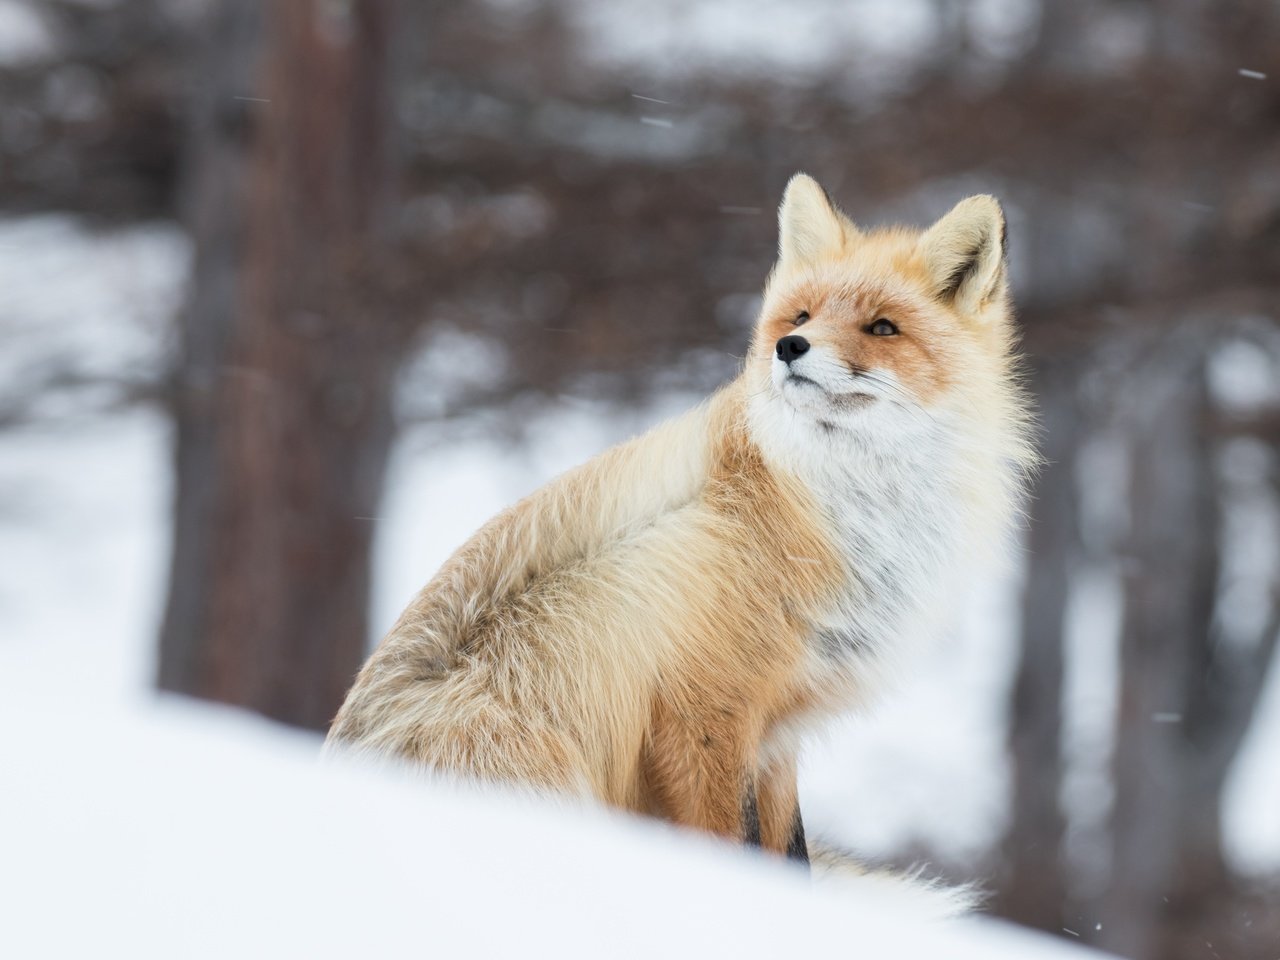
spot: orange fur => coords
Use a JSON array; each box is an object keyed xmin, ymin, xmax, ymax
[{"xmin": 327, "ymin": 175, "xmax": 1035, "ymax": 856}]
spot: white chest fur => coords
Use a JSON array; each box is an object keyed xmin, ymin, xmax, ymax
[
  {"xmin": 747, "ymin": 394, "xmax": 970, "ymax": 668},
  {"xmin": 808, "ymin": 435, "xmax": 964, "ymax": 661}
]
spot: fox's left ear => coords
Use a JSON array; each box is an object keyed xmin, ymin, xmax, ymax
[{"xmin": 918, "ymin": 195, "xmax": 1008, "ymax": 315}]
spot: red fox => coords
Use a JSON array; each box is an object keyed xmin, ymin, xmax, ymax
[{"xmin": 327, "ymin": 174, "xmax": 1035, "ymax": 861}]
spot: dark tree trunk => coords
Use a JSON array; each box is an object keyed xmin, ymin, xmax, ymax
[
  {"xmin": 1098, "ymin": 328, "xmax": 1280, "ymax": 960},
  {"xmin": 997, "ymin": 359, "xmax": 1079, "ymax": 931},
  {"xmin": 159, "ymin": 0, "xmax": 407, "ymax": 731},
  {"xmin": 1102, "ymin": 338, "xmax": 1219, "ymax": 959}
]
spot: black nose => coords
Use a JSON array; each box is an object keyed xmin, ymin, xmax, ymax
[{"xmin": 775, "ymin": 335, "xmax": 810, "ymax": 364}]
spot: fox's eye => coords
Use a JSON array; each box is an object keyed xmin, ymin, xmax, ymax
[
  {"xmin": 868, "ymin": 318, "xmax": 898, "ymax": 336},
  {"xmin": 793, "ymin": 311, "xmax": 810, "ymax": 326}
]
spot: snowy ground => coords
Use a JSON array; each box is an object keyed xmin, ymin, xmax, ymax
[
  {"xmin": 0, "ymin": 215, "xmax": 1276, "ymax": 951},
  {"xmin": 3, "ymin": 679, "xmax": 1110, "ymax": 960}
]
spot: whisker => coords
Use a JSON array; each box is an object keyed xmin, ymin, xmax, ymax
[
  {"xmin": 857, "ymin": 371, "xmax": 919, "ymax": 406},
  {"xmin": 851, "ymin": 371, "xmax": 937, "ymax": 431},
  {"xmin": 855, "ymin": 371, "xmax": 928, "ymax": 408}
]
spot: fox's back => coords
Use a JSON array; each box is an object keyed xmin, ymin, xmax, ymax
[{"xmin": 326, "ymin": 386, "xmax": 842, "ymax": 802}]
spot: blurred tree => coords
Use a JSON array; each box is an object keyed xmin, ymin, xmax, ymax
[
  {"xmin": 0, "ymin": 0, "xmax": 186, "ymax": 217},
  {"xmin": 1104, "ymin": 339, "xmax": 1220, "ymax": 958},
  {"xmin": 999, "ymin": 358, "xmax": 1080, "ymax": 931},
  {"xmin": 1103, "ymin": 332, "xmax": 1280, "ymax": 960},
  {"xmin": 158, "ymin": 0, "xmax": 409, "ymax": 730}
]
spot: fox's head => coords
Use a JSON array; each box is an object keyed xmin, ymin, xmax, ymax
[{"xmin": 747, "ymin": 174, "xmax": 1026, "ymax": 460}]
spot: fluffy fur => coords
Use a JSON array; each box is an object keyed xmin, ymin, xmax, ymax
[
  {"xmin": 326, "ymin": 174, "xmax": 1036, "ymax": 855},
  {"xmin": 808, "ymin": 844, "xmax": 984, "ymax": 921}
]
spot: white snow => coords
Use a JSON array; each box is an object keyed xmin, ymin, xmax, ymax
[
  {"xmin": 0, "ymin": 216, "xmax": 184, "ymax": 696},
  {"xmin": 967, "ymin": 0, "xmax": 1039, "ymax": 62},
  {"xmin": 0, "ymin": 680, "xmax": 1109, "ymax": 959},
  {"xmin": 1208, "ymin": 338, "xmax": 1280, "ymax": 414},
  {"xmin": 0, "ymin": 0, "xmax": 55, "ymax": 66},
  {"xmin": 1226, "ymin": 650, "xmax": 1280, "ymax": 874},
  {"xmin": 1061, "ymin": 565, "xmax": 1123, "ymax": 897},
  {"xmin": 562, "ymin": 0, "xmax": 937, "ymax": 89},
  {"xmin": 0, "ymin": 409, "xmax": 170, "ymax": 694},
  {"xmin": 1209, "ymin": 341, "xmax": 1280, "ymax": 874},
  {"xmin": 0, "ymin": 215, "xmax": 187, "ymax": 419}
]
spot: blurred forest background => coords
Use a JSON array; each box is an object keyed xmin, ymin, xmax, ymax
[{"xmin": 2, "ymin": 1, "xmax": 1278, "ymax": 958}]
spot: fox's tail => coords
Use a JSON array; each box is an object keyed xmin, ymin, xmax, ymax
[{"xmin": 808, "ymin": 840, "xmax": 983, "ymax": 921}]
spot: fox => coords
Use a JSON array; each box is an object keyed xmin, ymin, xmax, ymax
[{"xmin": 326, "ymin": 174, "xmax": 1035, "ymax": 862}]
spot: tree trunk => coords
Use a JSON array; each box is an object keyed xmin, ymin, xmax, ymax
[
  {"xmin": 1102, "ymin": 339, "xmax": 1218, "ymax": 959},
  {"xmin": 159, "ymin": 0, "xmax": 406, "ymax": 731},
  {"xmin": 997, "ymin": 359, "xmax": 1078, "ymax": 931}
]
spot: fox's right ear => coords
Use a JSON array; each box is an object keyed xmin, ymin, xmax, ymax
[{"xmin": 777, "ymin": 174, "xmax": 852, "ymax": 267}]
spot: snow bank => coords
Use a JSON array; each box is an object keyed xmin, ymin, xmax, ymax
[{"xmin": 0, "ymin": 682, "xmax": 1110, "ymax": 960}]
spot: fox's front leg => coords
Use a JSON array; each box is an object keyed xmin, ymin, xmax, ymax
[
  {"xmin": 756, "ymin": 754, "xmax": 809, "ymax": 866},
  {"xmin": 741, "ymin": 777, "xmax": 762, "ymax": 846},
  {"xmin": 786, "ymin": 805, "xmax": 808, "ymax": 864},
  {"xmin": 644, "ymin": 701, "xmax": 756, "ymax": 842}
]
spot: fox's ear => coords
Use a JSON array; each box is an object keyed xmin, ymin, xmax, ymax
[
  {"xmin": 918, "ymin": 195, "xmax": 1008, "ymax": 315},
  {"xmin": 778, "ymin": 173, "xmax": 851, "ymax": 267}
]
